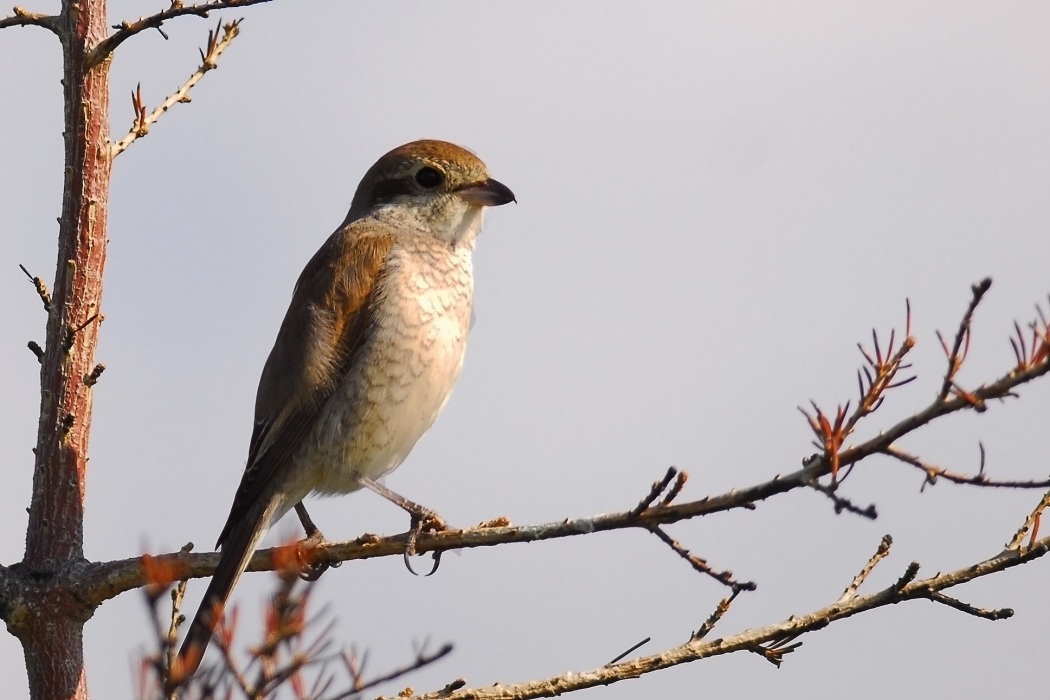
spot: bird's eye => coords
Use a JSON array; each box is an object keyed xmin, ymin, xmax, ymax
[{"xmin": 415, "ymin": 166, "xmax": 444, "ymax": 189}]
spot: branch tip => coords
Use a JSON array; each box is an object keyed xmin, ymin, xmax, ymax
[
  {"xmin": 0, "ymin": 5, "xmax": 58, "ymax": 31},
  {"xmin": 111, "ymin": 14, "xmax": 245, "ymax": 158},
  {"xmin": 606, "ymin": 637, "xmax": 651, "ymax": 666}
]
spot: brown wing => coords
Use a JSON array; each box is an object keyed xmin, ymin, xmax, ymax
[{"xmin": 216, "ymin": 227, "xmax": 396, "ymax": 548}]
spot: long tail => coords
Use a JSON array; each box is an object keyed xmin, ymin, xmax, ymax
[{"xmin": 171, "ymin": 495, "xmax": 282, "ymax": 685}]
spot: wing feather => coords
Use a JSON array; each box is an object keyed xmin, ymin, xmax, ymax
[{"xmin": 215, "ymin": 227, "xmax": 396, "ymax": 548}]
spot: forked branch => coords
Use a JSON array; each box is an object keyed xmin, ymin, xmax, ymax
[
  {"xmin": 111, "ymin": 20, "xmax": 243, "ymax": 158},
  {"xmin": 91, "ymin": 0, "xmax": 272, "ymax": 63},
  {"xmin": 406, "ymin": 532, "xmax": 1049, "ymax": 699}
]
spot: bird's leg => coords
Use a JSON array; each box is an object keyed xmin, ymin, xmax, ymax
[
  {"xmin": 294, "ymin": 502, "xmax": 340, "ymax": 581},
  {"xmin": 357, "ymin": 476, "xmax": 446, "ymax": 575},
  {"xmin": 357, "ymin": 477, "xmax": 448, "ymax": 529},
  {"xmin": 295, "ymin": 501, "xmax": 323, "ymax": 539}
]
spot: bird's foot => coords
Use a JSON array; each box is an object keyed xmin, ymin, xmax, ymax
[
  {"xmin": 294, "ymin": 502, "xmax": 341, "ymax": 581},
  {"xmin": 404, "ymin": 509, "xmax": 447, "ymax": 577},
  {"xmin": 354, "ymin": 476, "xmax": 448, "ymax": 576}
]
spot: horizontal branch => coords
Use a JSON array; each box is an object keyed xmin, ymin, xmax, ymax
[
  {"xmin": 91, "ymin": 0, "xmax": 272, "ymax": 64},
  {"xmin": 0, "ymin": 5, "xmax": 57, "ymax": 32},
  {"xmin": 410, "ymin": 536, "xmax": 1050, "ymax": 699},
  {"xmin": 69, "ymin": 290, "xmax": 1050, "ymax": 608},
  {"xmin": 79, "ymin": 471, "xmax": 792, "ymax": 605},
  {"xmin": 882, "ymin": 444, "xmax": 1050, "ymax": 489}
]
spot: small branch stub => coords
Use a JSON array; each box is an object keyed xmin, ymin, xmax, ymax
[
  {"xmin": 20, "ymin": 264, "xmax": 52, "ymax": 311},
  {"xmin": 84, "ymin": 364, "xmax": 106, "ymax": 386},
  {"xmin": 63, "ymin": 314, "xmax": 101, "ymax": 353},
  {"xmin": 0, "ymin": 6, "xmax": 59, "ymax": 32},
  {"xmin": 28, "ymin": 341, "xmax": 44, "ymax": 363}
]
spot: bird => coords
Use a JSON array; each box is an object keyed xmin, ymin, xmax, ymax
[{"xmin": 172, "ymin": 139, "xmax": 515, "ymax": 682}]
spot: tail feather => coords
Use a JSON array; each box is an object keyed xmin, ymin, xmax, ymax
[{"xmin": 172, "ymin": 495, "xmax": 282, "ymax": 684}]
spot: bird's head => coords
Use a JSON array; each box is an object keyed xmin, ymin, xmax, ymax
[{"xmin": 347, "ymin": 139, "xmax": 515, "ymax": 247}]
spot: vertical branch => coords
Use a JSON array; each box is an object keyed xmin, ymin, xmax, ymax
[{"xmin": 20, "ymin": 0, "xmax": 111, "ymax": 697}]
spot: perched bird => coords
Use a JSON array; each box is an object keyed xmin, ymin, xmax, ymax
[{"xmin": 173, "ymin": 139, "xmax": 514, "ymax": 680}]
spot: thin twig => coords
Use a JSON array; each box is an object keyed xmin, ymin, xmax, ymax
[
  {"xmin": 80, "ymin": 285, "xmax": 1050, "ymax": 604},
  {"xmin": 660, "ymin": 470, "xmax": 688, "ymax": 506},
  {"xmin": 928, "ymin": 592, "xmax": 1012, "ymax": 620},
  {"xmin": 606, "ymin": 637, "xmax": 651, "ymax": 667},
  {"xmin": 165, "ymin": 580, "xmax": 188, "ymax": 677},
  {"xmin": 92, "ymin": 0, "xmax": 272, "ymax": 64},
  {"xmin": 807, "ymin": 479, "xmax": 878, "ymax": 519},
  {"xmin": 1006, "ymin": 488, "xmax": 1050, "ymax": 551},
  {"xmin": 838, "ymin": 534, "xmax": 892, "ymax": 602},
  {"xmin": 111, "ymin": 20, "xmax": 243, "ymax": 158},
  {"xmin": 882, "ymin": 444, "xmax": 1050, "ymax": 490},
  {"xmin": 322, "ymin": 644, "xmax": 453, "ymax": 700},
  {"xmin": 646, "ymin": 526, "xmax": 756, "ymax": 592},
  {"xmin": 938, "ymin": 278, "xmax": 992, "ymax": 400},
  {"xmin": 631, "ymin": 467, "xmax": 679, "ymax": 516},
  {"xmin": 407, "ymin": 537, "xmax": 1049, "ymax": 699},
  {"xmin": 692, "ymin": 589, "xmax": 741, "ymax": 641}
]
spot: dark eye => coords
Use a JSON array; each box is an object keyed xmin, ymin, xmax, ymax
[{"xmin": 415, "ymin": 166, "xmax": 443, "ymax": 189}]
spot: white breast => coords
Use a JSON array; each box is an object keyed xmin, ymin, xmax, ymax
[{"xmin": 305, "ymin": 235, "xmax": 474, "ymax": 495}]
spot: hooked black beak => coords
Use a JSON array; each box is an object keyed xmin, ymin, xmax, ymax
[{"xmin": 457, "ymin": 178, "xmax": 516, "ymax": 207}]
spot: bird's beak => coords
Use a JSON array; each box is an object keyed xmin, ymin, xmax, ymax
[{"xmin": 457, "ymin": 178, "xmax": 516, "ymax": 207}]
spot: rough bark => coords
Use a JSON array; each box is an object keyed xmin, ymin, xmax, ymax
[{"xmin": 17, "ymin": 0, "xmax": 111, "ymax": 697}]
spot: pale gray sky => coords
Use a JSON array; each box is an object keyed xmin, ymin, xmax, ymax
[{"xmin": 3, "ymin": 2, "xmax": 1049, "ymax": 698}]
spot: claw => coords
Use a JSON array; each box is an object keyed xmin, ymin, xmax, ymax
[{"xmin": 402, "ymin": 513, "xmax": 446, "ymax": 576}]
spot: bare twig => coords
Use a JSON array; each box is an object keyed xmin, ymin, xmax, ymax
[
  {"xmin": 1006, "ymin": 488, "xmax": 1050, "ymax": 551},
  {"xmin": 806, "ymin": 479, "xmax": 879, "ymax": 519},
  {"xmin": 606, "ymin": 638, "xmax": 651, "ymax": 667},
  {"xmin": 324, "ymin": 644, "xmax": 453, "ymax": 700},
  {"xmin": 838, "ymin": 535, "xmax": 892, "ymax": 602},
  {"xmin": 938, "ymin": 278, "xmax": 992, "ymax": 400},
  {"xmin": 406, "ymin": 537, "xmax": 1049, "ymax": 699},
  {"xmin": 692, "ymin": 589, "xmax": 741, "ymax": 641},
  {"xmin": 76, "ymin": 286, "xmax": 1050, "ymax": 604},
  {"xmin": 0, "ymin": 5, "xmax": 58, "ymax": 32},
  {"xmin": 111, "ymin": 20, "xmax": 243, "ymax": 158},
  {"xmin": 881, "ymin": 444, "xmax": 1050, "ymax": 490},
  {"xmin": 647, "ymin": 525, "xmax": 756, "ymax": 592},
  {"xmin": 631, "ymin": 467, "xmax": 679, "ymax": 516},
  {"xmin": 661, "ymin": 470, "xmax": 688, "ymax": 506},
  {"xmin": 892, "ymin": 561, "xmax": 921, "ymax": 591},
  {"xmin": 63, "ymin": 313, "xmax": 101, "ymax": 353},
  {"xmin": 928, "ymin": 592, "xmax": 1012, "ymax": 621},
  {"xmin": 92, "ymin": 0, "xmax": 272, "ymax": 63}
]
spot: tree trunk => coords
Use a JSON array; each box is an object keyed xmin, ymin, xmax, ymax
[{"xmin": 19, "ymin": 0, "xmax": 110, "ymax": 697}]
